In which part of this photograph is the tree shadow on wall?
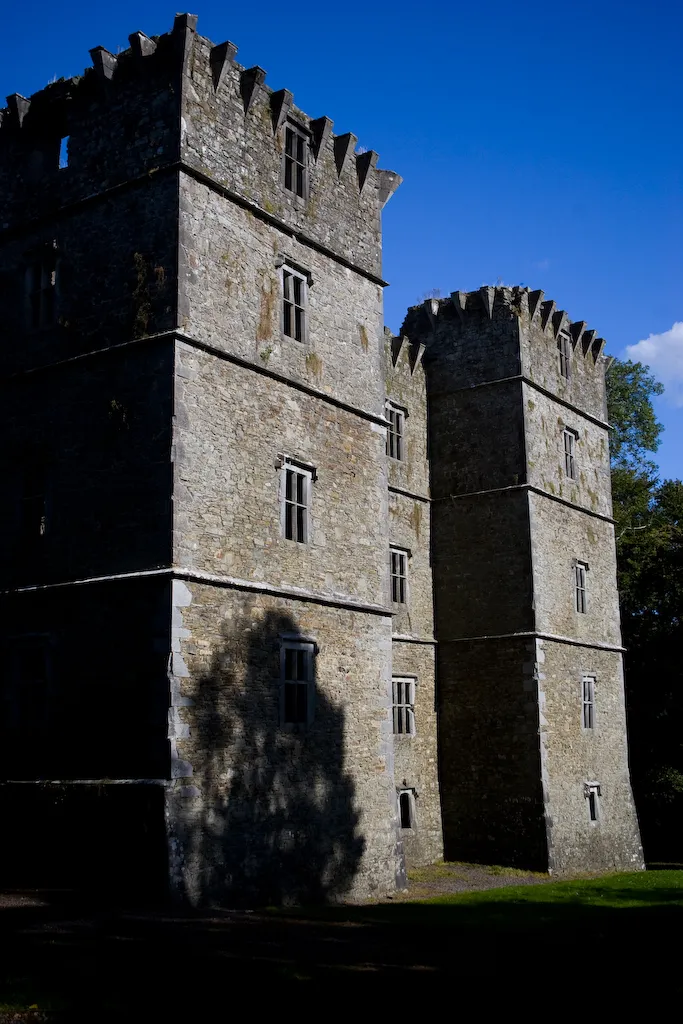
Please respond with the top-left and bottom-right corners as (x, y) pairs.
(177, 608), (366, 905)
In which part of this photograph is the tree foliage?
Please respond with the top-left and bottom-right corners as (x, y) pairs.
(606, 357), (683, 859)
(606, 358), (664, 472)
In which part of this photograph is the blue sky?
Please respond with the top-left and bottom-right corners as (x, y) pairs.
(2, 1), (681, 477)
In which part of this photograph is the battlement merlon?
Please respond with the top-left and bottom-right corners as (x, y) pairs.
(400, 286), (610, 422)
(0, 14), (401, 262)
(384, 328), (426, 376)
(402, 286), (607, 367)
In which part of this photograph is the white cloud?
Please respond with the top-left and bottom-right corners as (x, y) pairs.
(626, 322), (683, 406)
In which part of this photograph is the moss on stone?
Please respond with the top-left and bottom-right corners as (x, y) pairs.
(256, 277), (276, 342)
(305, 352), (323, 379)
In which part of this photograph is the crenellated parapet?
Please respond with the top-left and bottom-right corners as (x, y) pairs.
(0, 14), (400, 278)
(177, 19), (400, 278)
(401, 285), (611, 424)
(404, 286), (606, 368)
(386, 329), (425, 377)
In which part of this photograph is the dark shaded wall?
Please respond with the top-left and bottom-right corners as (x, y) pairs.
(0, 578), (170, 781)
(0, 578), (171, 893)
(404, 293), (544, 867)
(0, 340), (174, 586)
(438, 640), (547, 868)
(0, 29), (184, 895)
(167, 587), (396, 905)
(0, 34), (181, 227)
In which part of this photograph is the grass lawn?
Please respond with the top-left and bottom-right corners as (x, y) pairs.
(347, 867), (683, 926)
(1, 869), (682, 1013)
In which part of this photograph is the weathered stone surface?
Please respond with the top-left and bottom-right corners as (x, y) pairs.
(385, 330), (441, 867)
(167, 583), (398, 903)
(405, 286), (643, 874)
(538, 640), (643, 872)
(0, 20), (641, 898)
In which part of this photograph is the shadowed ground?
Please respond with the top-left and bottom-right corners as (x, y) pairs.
(1, 867), (682, 1016)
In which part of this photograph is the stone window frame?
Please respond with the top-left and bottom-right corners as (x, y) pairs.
(24, 240), (59, 333)
(278, 455), (316, 544)
(558, 331), (572, 380)
(279, 637), (316, 728)
(386, 402), (406, 462)
(390, 546), (410, 605)
(397, 788), (416, 830)
(563, 427), (578, 480)
(582, 674), (596, 731)
(282, 120), (310, 200)
(584, 781), (601, 823)
(392, 676), (416, 737)
(574, 559), (588, 614)
(280, 262), (310, 344)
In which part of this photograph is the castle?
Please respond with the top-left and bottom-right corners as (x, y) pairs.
(0, 15), (643, 902)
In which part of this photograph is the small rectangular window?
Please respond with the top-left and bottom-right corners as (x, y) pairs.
(575, 562), (587, 614)
(585, 782), (601, 822)
(59, 136), (69, 169)
(386, 403), (405, 461)
(582, 675), (595, 730)
(281, 460), (313, 543)
(392, 677), (416, 736)
(25, 254), (57, 331)
(283, 124), (308, 198)
(390, 548), (408, 604)
(558, 332), (571, 379)
(563, 428), (577, 480)
(280, 641), (315, 726)
(398, 789), (414, 829)
(282, 266), (307, 342)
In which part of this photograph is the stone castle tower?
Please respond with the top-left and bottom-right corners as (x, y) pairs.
(0, 15), (642, 901)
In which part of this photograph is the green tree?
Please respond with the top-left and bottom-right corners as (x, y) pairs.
(606, 358), (683, 860)
(606, 357), (664, 603)
(606, 358), (664, 472)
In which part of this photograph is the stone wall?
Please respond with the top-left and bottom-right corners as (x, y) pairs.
(524, 383), (612, 517)
(0, 176), (178, 374)
(173, 341), (389, 605)
(428, 379), (527, 497)
(538, 640), (643, 872)
(405, 286), (642, 874)
(167, 18), (407, 899)
(438, 638), (548, 868)
(0, 15), (645, 897)
(385, 333), (442, 866)
(518, 299), (608, 423)
(402, 291), (521, 390)
(0, 29), (182, 229)
(391, 641), (442, 865)
(529, 495), (621, 647)
(180, 29), (389, 281)
(0, 340), (173, 586)
(0, 577), (170, 782)
(178, 176), (385, 417)
(166, 580), (398, 903)
(431, 490), (535, 639)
